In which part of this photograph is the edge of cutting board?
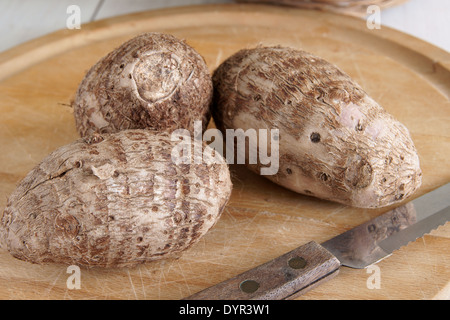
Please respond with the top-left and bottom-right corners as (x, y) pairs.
(0, 3), (450, 95)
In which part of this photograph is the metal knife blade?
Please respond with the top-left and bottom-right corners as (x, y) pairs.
(184, 183), (450, 300)
(322, 182), (450, 268)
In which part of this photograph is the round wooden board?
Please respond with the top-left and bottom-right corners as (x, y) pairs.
(0, 4), (449, 300)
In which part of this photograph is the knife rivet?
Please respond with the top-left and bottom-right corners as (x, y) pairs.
(288, 256), (307, 269)
(239, 280), (260, 294)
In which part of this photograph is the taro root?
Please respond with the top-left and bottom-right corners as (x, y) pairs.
(0, 130), (232, 267)
(212, 46), (421, 208)
(73, 32), (213, 137)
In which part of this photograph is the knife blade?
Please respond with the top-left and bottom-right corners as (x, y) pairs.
(184, 183), (450, 300)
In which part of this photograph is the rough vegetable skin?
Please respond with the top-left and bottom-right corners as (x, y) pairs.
(0, 130), (232, 267)
(73, 32), (213, 137)
(212, 46), (421, 208)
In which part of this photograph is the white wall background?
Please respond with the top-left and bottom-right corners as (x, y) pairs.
(0, 0), (449, 53)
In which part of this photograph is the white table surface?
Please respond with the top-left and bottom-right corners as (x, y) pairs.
(0, 0), (449, 54)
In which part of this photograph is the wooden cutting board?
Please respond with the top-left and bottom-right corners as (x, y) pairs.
(0, 4), (449, 300)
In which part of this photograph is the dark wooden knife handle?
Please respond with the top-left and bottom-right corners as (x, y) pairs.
(184, 241), (340, 300)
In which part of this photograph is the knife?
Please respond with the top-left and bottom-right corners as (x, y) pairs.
(184, 183), (450, 300)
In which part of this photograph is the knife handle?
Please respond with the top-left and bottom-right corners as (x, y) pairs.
(184, 241), (340, 300)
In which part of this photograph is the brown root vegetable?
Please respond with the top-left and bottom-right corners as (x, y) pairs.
(0, 130), (232, 267)
(73, 32), (213, 137)
(212, 46), (421, 208)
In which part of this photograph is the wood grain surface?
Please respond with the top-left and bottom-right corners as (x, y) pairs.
(0, 4), (449, 300)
